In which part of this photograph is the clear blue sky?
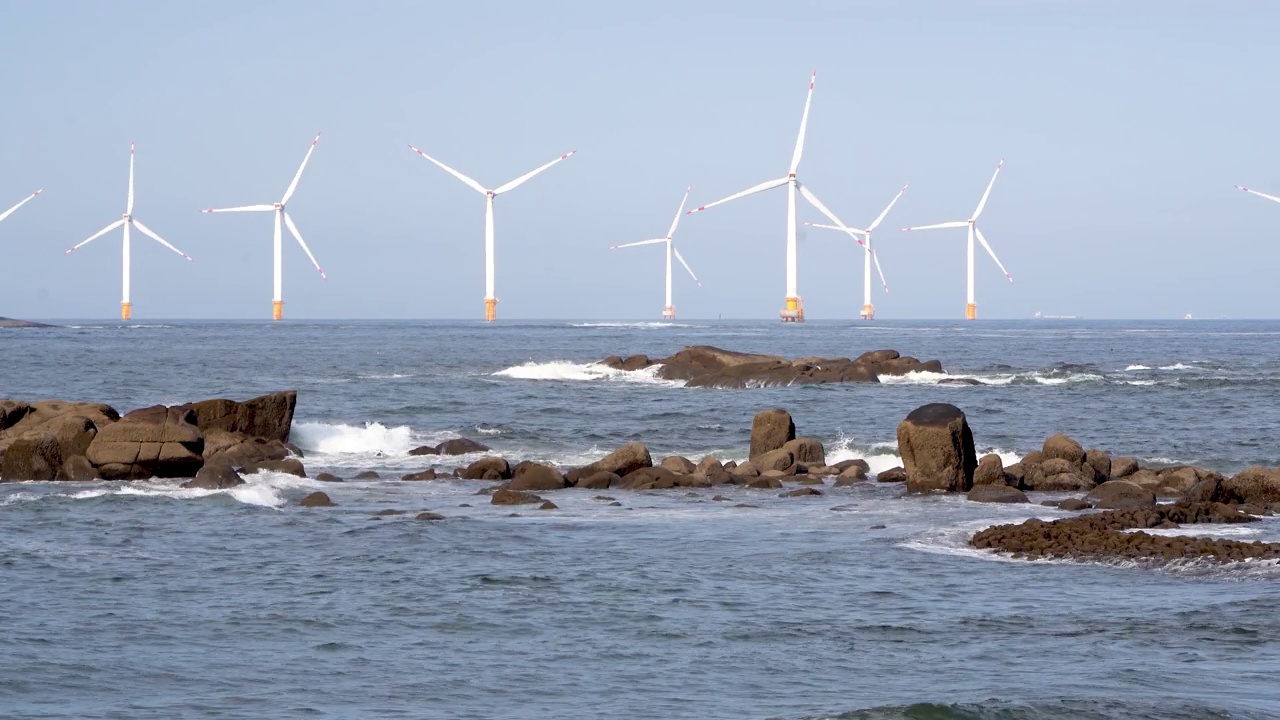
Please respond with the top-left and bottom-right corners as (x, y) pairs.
(0, 1), (1275, 320)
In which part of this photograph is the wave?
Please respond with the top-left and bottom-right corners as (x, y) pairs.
(492, 361), (682, 385)
(1124, 364), (1151, 371)
(290, 421), (415, 456)
(878, 370), (1104, 387)
(357, 373), (414, 380)
(570, 321), (701, 328)
(0, 472), (320, 509)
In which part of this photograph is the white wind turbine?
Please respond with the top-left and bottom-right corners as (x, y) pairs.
(805, 183), (909, 320)
(685, 71), (861, 323)
(408, 144), (576, 322)
(901, 159), (1014, 319)
(610, 185), (701, 319)
(202, 132), (327, 321)
(0, 188), (42, 226)
(1236, 184), (1280, 206)
(65, 143), (193, 321)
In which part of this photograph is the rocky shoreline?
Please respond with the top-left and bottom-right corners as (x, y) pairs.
(4, 391), (1280, 565)
(0, 317), (54, 328)
(599, 345), (944, 388)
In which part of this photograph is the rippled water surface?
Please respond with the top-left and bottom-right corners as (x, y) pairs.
(3, 319), (1280, 719)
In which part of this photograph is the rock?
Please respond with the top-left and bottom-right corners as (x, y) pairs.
(721, 460), (738, 471)
(855, 349), (900, 364)
(833, 459), (871, 475)
(373, 509), (404, 516)
(1110, 456), (1140, 479)
(1039, 458), (1078, 477)
(937, 378), (983, 386)
(876, 466), (907, 483)
(782, 487), (822, 497)
(806, 465), (839, 477)
(834, 476), (869, 487)
(504, 464), (567, 492)
(416, 512), (445, 521)
(1042, 433), (1086, 466)
(638, 345), (943, 388)
(181, 464), (245, 490)
(0, 432), (62, 481)
(574, 471), (619, 490)
(749, 409), (795, 459)
(619, 354), (651, 371)
(1058, 498), (1093, 511)
(315, 472), (344, 482)
(752, 448), (796, 474)
(619, 466), (678, 490)
(1004, 462), (1027, 488)
(712, 495), (730, 501)
(1157, 467), (1207, 495)
(1181, 476), (1224, 504)
(837, 465), (868, 482)
(1035, 472), (1094, 492)
(490, 488), (542, 505)
(896, 403), (976, 493)
(660, 455), (696, 474)
(695, 456), (723, 475)
(1086, 480), (1156, 509)
(746, 477), (782, 489)
(180, 391), (296, 443)
(1085, 449), (1112, 482)
(436, 438), (491, 455)
(58, 455), (100, 481)
(538, 500), (558, 510)
(972, 454), (1009, 486)
(1221, 467), (1280, 506)
(203, 430), (291, 467)
(566, 442), (652, 482)
(794, 475), (825, 485)
(1126, 468), (1161, 489)
(462, 457), (511, 481)
(729, 464), (760, 480)
(299, 491), (334, 507)
(86, 405), (204, 480)
(781, 438), (825, 467)
(242, 458), (307, 478)
(967, 485), (1029, 504)
(1020, 450), (1046, 467)
(401, 469), (438, 481)
(408, 445), (439, 456)
(353, 470), (381, 480)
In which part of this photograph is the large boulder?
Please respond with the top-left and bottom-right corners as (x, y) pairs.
(967, 485), (1029, 504)
(436, 438), (491, 456)
(566, 442), (652, 483)
(752, 448), (796, 475)
(462, 457), (511, 481)
(504, 464), (567, 492)
(896, 403), (976, 493)
(242, 458), (306, 478)
(972, 454), (1009, 486)
(1110, 456), (1139, 479)
(180, 391), (296, 443)
(1086, 480), (1156, 509)
(0, 432), (62, 481)
(203, 430), (292, 467)
(660, 455), (696, 474)
(782, 438), (825, 467)
(1220, 467), (1280, 506)
(749, 409), (795, 460)
(1042, 433), (1086, 466)
(86, 405), (204, 480)
(181, 464), (245, 490)
(491, 488), (542, 505)
(619, 466), (678, 490)
(1084, 449), (1112, 482)
(0, 400), (117, 479)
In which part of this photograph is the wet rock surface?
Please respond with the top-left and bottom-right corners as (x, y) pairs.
(600, 346), (944, 388)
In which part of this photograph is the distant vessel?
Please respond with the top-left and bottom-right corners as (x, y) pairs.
(1034, 312), (1079, 319)
(1184, 313), (1194, 320)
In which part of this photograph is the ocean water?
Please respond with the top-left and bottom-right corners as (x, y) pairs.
(2, 318), (1280, 719)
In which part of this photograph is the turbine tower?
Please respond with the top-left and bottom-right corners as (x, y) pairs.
(805, 183), (909, 320)
(685, 71), (860, 322)
(408, 144), (576, 322)
(610, 186), (701, 319)
(902, 159), (1013, 319)
(202, 133), (328, 321)
(65, 143), (193, 320)
(0, 188), (42, 226)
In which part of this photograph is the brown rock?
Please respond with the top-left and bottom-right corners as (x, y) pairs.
(462, 456), (511, 481)
(749, 409), (795, 459)
(0, 431), (62, 481)
(1020, 450), (1046, 466)
(315, 472), (344, 482)
(58, 455), (100, 481)
(876, 466), (907, 483)
(833, 458), (871, 475)
(1086, 480), (1156, 509)
(1110, 456), (1139, 478)
(694, 456), (723, 475)
(401, 469), (438, 481)
(1084, 449), (1112, 482)
(504, 464), (566, 492)
(180, 391), (296, 443)
(752, 447), (796, 474)
(1221, 467), (1280, 506)
(967, 485), (1029, 504)
(781, 437), (825, 467)
(896, 403), (976, 493)
(353, 470), (381, 480)
(538, 500), (559, 510)
(747, 477), (782, 489)
(972, 453), (1008, 486)
(299, 491), (334, 507)
(1042, 433), (1086, 466)
(373, 509), (404, 516)
(490, 488), (542, 505)
(837, 465), (868, 482)
(242, 458), (307, 478)
(574, 471), (619, 489)
(783, 487), (823, 497)
(1035, 472), (1094, 492)
(566, 442), (653, 483)
(203, 430), (291, 467)
(408, 445), (439, 456)
(1058, 498), (1092, 511)
(436, 438), (491, 456)
(415, 512), (445, 520)
(181, 464), (244, 490)
(619, 466), (678, 490)
(86, 405), (204, 480)
(660, 455), (696, 474)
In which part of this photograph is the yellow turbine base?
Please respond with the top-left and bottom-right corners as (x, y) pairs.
(662, 306), (675, 320)
(121, 302), (132, 321)
(965, 303), (977, 320)
(861, 303), (875, 320)
(781, 296), (804, 323)
(484, 298), (497, 322)
(273, 301), (284, 321)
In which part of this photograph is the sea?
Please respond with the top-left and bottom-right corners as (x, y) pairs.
(2, 318), (1279, 719)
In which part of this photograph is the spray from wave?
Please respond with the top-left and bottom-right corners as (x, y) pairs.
(492, 361), (683, 385)
(290, 421), (415, 456)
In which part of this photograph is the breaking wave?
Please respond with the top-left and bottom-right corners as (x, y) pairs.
(290, 421), (415, 457)
(878, 370), (1104, 386)
(492, 361), (682, 385)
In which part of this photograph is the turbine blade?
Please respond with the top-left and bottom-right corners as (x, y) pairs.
(673, 246), (702, 286)
(1236, 185), (1280, 205)
(665, 185), (692, 239)
(789, 71), (816, 176)
(132, 219), (194, 262)
(0, 188), (42, 224)
(65, 219), (125, 254)
(281, 132), (321, 204)
(202, 204), (276, 213)
(872, 247), (889, 294)
(408, 145), (488, 195)
(866, 183), (910, 232)
(127, 142), (136, 215)
(795, 181), (865, 248)
(972, 158), (1003, 220)
(902, 221), (968, 231)
(804, 221), (870, 234)
(283, 211), (327, 280)
(494, 150), (577, 195)
(974, 226), (1013, 283)
(687, 177), (788, 215)
(610, 238), (667, 249)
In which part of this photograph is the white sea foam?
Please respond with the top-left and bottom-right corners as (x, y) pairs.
(824, 434), (1021, 476)
(492, 361), (682, 385)
(878, 370), (1103, 387)
(1121, 380), (1158, 386)
(358, 373), (414, 380)
(570, 321), (701, 329)
(1159, 362), (1199, 371)
(1124, 364), (1151, 371)
(290, 421), (415, 456)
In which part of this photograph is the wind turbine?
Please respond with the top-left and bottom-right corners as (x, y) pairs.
(0, 188), (42, 226)
(408, 144), (576, 322)
(610, 185), (701, 320)
(202, 132), (327, 321)
(901, 160), (1013, 319)
(805, 183), (909, 320)
(685, 71), (861, 323)
(1236, 185), (1280, 206)
(65, 143), (193, 321)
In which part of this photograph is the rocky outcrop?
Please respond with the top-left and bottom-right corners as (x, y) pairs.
(749, 409), (795, 459)
(180, 391), (296, 443)
(86, 406), (205, 480)
(504, 463), (567, 492)
(896, 404), (976, 493)
(566, 442), (653, 483)
(181, 464), (245, 490)
(1085, 480), (1156, 510)
(600, 346), (944, 389)
(0, 317), (55, 328)
(0, 400), (120, 481)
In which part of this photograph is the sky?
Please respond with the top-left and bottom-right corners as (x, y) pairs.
(0, 0), (1276, 320)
